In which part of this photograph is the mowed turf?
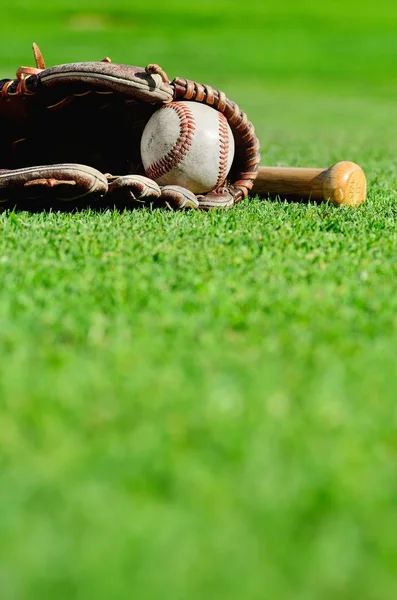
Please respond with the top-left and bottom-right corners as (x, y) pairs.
(0, 1), (397, 599)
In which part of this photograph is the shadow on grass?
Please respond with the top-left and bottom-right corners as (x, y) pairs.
(0, 196), (169, 214)
(0, 195), (323, 215)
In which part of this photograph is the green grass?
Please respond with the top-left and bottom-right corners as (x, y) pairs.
(1, 1), (397, 599)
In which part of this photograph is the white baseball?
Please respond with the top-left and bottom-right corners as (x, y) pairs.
(140, 101), (235, 194)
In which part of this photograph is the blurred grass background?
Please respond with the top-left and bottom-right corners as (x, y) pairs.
(2, 0), (397, 91)
(0, 1), (397, 599)
(2, 0), (397, 96)
(3, 0), (397, 173)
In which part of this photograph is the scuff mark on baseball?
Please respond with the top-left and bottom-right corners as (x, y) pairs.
(140, 101), (235, 194)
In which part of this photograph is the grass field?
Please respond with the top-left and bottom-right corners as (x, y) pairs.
(1, 1), (397, 599)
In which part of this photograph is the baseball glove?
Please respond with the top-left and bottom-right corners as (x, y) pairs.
(0, 44), (260, 210)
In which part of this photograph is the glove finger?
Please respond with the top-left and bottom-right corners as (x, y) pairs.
(108, 175), (161, 202)
(159, 185), (199, 210)
(197, 188), (235, 210)
(0, 164), (108, 203)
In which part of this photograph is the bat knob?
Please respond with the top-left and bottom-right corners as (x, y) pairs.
(322, 161), (367, 206)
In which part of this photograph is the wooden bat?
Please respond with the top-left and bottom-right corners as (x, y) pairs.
(252, 161), (367, 206)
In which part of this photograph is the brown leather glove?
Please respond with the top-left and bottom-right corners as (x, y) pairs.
(0, 44), (260, 209)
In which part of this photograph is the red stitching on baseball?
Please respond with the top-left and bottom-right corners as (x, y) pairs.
(216, 112), (230, 188)
(145, 102), (195, 181)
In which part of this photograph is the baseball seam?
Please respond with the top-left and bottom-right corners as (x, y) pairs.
(216, 112), (230, 188)
(145, 102), (195, 181)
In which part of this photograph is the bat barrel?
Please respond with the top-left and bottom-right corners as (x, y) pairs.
(252, 161), (367, 206)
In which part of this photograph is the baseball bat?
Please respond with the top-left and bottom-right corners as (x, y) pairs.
(252, 161), (367, 206)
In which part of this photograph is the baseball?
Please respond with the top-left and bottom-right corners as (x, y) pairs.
(140, 101), (235, 194)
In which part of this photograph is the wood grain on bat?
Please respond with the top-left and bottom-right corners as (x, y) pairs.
(252, 161), (367, 206)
